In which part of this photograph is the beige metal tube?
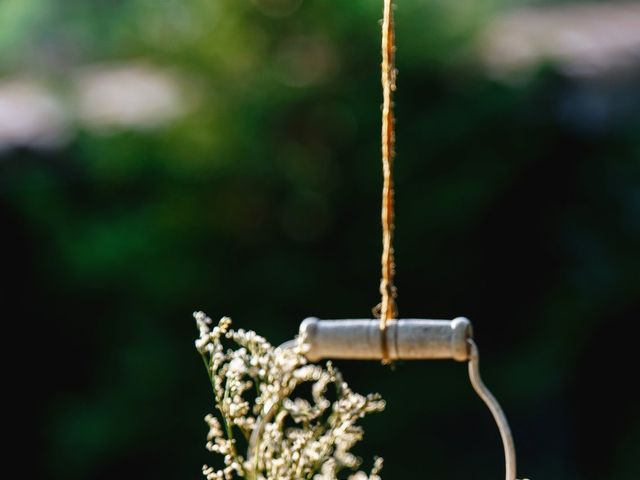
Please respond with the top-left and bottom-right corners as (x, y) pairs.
(296, 317), (521, 480)
(299, 317), (472, 362)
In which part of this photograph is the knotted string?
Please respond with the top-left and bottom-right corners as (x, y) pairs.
(374, 0), (398, 364)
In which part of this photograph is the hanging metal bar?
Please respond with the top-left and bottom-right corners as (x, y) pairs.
(296, 317), (521, 480)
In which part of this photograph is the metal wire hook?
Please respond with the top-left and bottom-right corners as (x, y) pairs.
(268, 319), (527, 480)
(467, 338), (518, 480)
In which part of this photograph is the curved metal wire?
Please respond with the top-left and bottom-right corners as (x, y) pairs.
(261, 337), (520, 480)
(467, 339), (517, 480)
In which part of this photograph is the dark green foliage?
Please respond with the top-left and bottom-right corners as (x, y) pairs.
(1, 1), (638, 479)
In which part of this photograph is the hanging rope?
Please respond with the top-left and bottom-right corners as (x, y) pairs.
(375, 0), (398, 363)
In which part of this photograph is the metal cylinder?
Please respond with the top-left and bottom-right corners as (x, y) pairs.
(299, 317), (472, 362)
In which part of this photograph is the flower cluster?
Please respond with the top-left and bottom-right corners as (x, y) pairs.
(194, 312), (385, 480)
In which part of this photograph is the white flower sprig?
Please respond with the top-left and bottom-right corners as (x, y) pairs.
(194, 312), (385, 480)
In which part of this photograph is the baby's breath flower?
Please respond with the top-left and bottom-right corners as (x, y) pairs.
(194, 313), (384, 480)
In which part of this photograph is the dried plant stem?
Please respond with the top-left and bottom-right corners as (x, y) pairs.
(194, 313), (385, 480)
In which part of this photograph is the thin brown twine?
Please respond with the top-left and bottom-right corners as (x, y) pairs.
(373, 0), (398, 364)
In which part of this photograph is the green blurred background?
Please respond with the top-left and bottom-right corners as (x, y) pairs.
(1, 0), (639, 479)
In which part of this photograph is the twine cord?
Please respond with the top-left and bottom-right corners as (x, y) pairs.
(376, 0), (398, 363)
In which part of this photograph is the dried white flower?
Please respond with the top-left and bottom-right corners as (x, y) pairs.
(194, 312), (384, 480)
